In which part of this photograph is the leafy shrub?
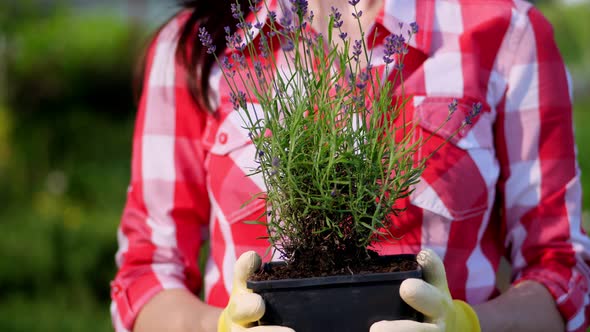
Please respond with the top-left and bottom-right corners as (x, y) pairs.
(5, 9), (141, 116)
(0, 7), (143, 331)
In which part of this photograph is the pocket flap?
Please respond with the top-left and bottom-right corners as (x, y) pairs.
(414, 96), (493, 149)
(409, 96), (494, 220)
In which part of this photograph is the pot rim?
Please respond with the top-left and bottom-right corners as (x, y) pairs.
(247, 254), (422, 291)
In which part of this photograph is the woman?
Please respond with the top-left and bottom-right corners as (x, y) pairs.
(110, 0), (590, 331)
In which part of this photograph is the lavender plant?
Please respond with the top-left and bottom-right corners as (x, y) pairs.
(201, 0), (479, 275)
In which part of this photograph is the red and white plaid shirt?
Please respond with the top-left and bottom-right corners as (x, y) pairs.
(110, 1), (590, 331)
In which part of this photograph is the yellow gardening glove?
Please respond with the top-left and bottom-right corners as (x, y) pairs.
(218, 251), (295, 332)
(371, 249), (481, 332)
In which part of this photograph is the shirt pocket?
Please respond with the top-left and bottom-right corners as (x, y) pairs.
(409, 96), (498, 221)
(205, 112), (267, 225)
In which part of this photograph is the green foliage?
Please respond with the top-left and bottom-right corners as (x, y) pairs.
(539, 2), (590, 66)
(539, 2), (590, 227)
(0, 5), (140, 331)
(0, 111), (132, 331)
(4, 7), (140, 116)
(573, 99), (590, 219)
(0, 289), (113, 332)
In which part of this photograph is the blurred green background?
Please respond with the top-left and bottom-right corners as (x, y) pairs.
(0, 0), (588, 331)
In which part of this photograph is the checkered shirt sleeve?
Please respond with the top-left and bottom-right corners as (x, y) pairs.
(496, 7), (590, 332)
(109, 16), (210, 331)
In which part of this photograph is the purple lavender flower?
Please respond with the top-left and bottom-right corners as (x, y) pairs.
(221, 56), (233, 71)
(280, 11), (293, 27)
(314, 33), (324, 45)
(383, 33), (406, 64)
(231, 53), (247, 69)
(259, 34), (270, 58)
(226, 32), (245, 51)
(356, 71), (369, 90)
(393, 34), (406, 52)
(254, 61), (264, 81)
(308, 10), (315, 23)
(272, 157), (280, 168)
(352, 10), (363, 19)
(401, 44), (408, 54)
(230, 91), (247, 110)
(343, 104), (351, 114)
(410, 22), (419, 34)
(282, 39), (295, 52)
(464, 102), (482, 124)
(236, 21), (253, 31)
(383, 56), (394, 64)
(231, 3), (242, 20)
(330, 185), (341, 197)
(383, 54), (394, 64)
(221, 57), (236, 78)
(473, 102), (482, 114)
(249, 5), (259, 13)
(331, 7), (343, 28)
(224, 27), (233, 49)
(199, 27), (216, 54)
(348, 0), (360, 6)
(339, 32), (348, 40)
(347, 72), (355, 87)
(352, 40), (362, 61)
(290, 0), (309, 16)
(269, 11), (277, 23)
(383, 35), (399, 64)
(447, 99), (458, 119)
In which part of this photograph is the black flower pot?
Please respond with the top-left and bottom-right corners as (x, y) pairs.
(247, 254), (423, 332)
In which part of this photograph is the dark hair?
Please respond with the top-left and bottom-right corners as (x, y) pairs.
(176, 0), (252, 112)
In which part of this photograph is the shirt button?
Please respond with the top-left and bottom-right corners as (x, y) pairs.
(112, 284), (122, 296)
(219, 132), (228, 144)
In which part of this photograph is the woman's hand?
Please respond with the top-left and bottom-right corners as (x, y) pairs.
(218, 251), (295, 332)
(370, 249), (480, 332)
(133, 288), (222, 332)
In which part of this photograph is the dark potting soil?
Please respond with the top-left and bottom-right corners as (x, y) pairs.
(250, 249), (418, 281)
